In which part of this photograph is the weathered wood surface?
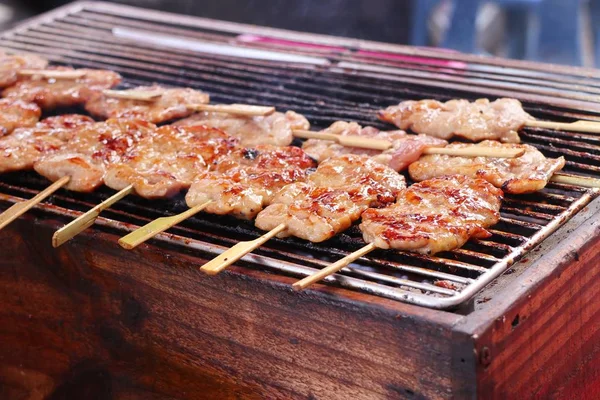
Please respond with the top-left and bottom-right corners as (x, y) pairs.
(0, 215), (469, 399)
(457, 210), (600, 399)
(3, 201), (600, 399)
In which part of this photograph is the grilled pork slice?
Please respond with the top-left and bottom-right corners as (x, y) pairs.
(255, 154), (406, 242)
(409, 140), (565, 194)
(3, 66), (121, 109)
(0, 114), (94, 173)
(85, 85), (210, 123)
(0, 98), (41, 136)
(34, 119), (154, 192)
(185, 145), (317, 219)
(302, 121), (447, 171)
(0, 52), (47, 88)
(104, 125), (237, 198)
(174, 110), (309, 146)
(378, 98), (534, 143)
(360, 175), (503, 255)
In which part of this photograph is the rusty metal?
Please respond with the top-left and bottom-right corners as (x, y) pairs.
(1, 1), (600, 309)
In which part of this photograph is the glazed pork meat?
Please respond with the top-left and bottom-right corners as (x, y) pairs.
(104, 125), (237, 198)
(409, 140), (565, 194)
(255, 154), (406, 242)
(301, 121), (447, 171)
(0, 114), (94, 173)
(3, 67), (121, 109)
(378, 98), (534, 143)
(0, 98), (41, 136)
(85, 85), (210, 123)
(0, 52), (47, 88)
(360, 175), (503, 255)
(185, 145), (317, 219)
(34, 119), (154, 192)
(174, 110), (309, 146)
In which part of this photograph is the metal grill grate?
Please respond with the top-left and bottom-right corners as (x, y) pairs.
(1, 1), (599, 309)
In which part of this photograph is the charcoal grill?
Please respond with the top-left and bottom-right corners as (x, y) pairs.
(1, 2), (600, 399)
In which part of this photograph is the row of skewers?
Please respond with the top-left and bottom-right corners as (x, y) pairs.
(1, 51), (600, 292)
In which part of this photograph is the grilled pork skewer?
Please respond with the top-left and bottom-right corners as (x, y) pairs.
(33, 118), (155, 192)
(52, 124), (238, 246)
(4, 66), (121, 109)
(295, 122), (526, 164)
(200, 154), (405, 275)
(92, 86), (275, 121)
(175, 110), (309, 146)
(293, 175), (503, 290)
(301, 121), (445, 171)
(85, 85), (210, 123)
(409, 140), (566, 194)
(1, 118), (152, 229)
(0, 98), (41, 136)
(379, 97), (600, 139)
(299, 122), (600, 188)
(104, 125), (237, 199)
(3, 118), (154, 233)
(0, 114), (95, 174)
(119, 145), (317, 249)
(378, 98), (534, 143)
(185, 145), (317, 219)
(0, 115), (97, 230)
(0, 52), (47, 88)
(55, 114), (311, 247)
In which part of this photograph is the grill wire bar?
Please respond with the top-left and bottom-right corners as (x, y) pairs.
(1, 1), (599, 309)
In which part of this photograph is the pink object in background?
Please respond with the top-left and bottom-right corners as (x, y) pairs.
(236, 34), (468, 70)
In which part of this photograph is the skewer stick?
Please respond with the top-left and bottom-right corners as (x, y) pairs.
(187, 103), (275, 117)
(293, 243), (377, 291)
(550, 173), (600, 188)
(293, 129), (392, 150)
(102, 89), (162, 101)
(422, 146), (525, 158)
(200, 223), (287, 275)
(526, 120), (600, 134)
(292, 130), (525, 157)
(18, 69), (86, 79)
(0, 176), (70, 230)
(118, 200), (213, 250)
(52, 185), (135, 248)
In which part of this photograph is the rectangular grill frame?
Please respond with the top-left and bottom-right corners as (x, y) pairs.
(0, 1), (600, 311)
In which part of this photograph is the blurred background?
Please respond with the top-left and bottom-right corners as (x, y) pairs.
(1, 0), (597, 67)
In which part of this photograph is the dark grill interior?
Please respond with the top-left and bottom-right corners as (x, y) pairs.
(1, 1), (599, 310)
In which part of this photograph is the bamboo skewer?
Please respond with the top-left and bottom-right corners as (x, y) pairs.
(186, 103), (276, 117)
(102, 89), (162, 101)
(293, 243), (377, 291)
(292, 130), (526, 158)
(118, 200), (213, 250)
(52, 185), (135, 248)
(526, 120), (600, 134)
(293, 130), (392, 151)
(421, 146), (525, 158)
(200, 223), (287, 275)
(0, 176), (70, 231)
(18, 69), (86, 79)
(550, 173), (600, 188)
